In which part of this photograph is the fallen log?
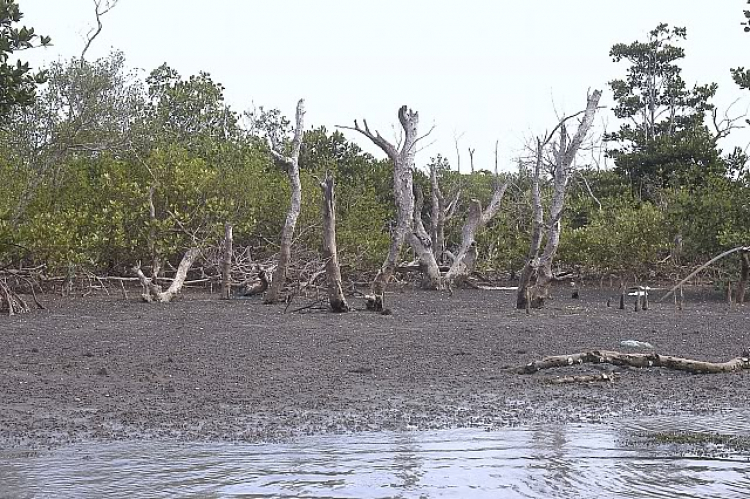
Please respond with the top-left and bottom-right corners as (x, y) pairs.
(517, 350), (750, 375)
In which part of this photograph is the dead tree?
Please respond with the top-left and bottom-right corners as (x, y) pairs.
(443, 146), (508, 288)
(319, 172), (350, 312)
(517, 90), (602, 309)
(220, 224), (233, 300)
(444, 183), (508, 288)
(134, 248), (200, 303)
(81, 0), (120, 62)
(340, 106), (440, 310)
(264, 99), (305, 304)
(429, 162), (460, 264)
(131, 178), (201, 303)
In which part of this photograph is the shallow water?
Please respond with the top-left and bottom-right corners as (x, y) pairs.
(2, 413), (750, 499)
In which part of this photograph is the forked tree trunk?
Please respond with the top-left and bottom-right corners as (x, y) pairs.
(319, 172), (350, 312)
(341, 105), (440, 310)
(517, 90), (602, 309)
(444, 181), (508, 287)
(264, 99), (306, 304)
(221, 223), (233, 300)
(134, 248), (200, 303)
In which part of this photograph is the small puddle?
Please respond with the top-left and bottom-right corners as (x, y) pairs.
(2, 414), (750, 498)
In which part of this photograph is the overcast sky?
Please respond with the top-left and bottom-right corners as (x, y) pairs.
(19, 1), (750, 171)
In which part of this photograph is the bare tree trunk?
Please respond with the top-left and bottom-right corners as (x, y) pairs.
(221, 223), (233, 300)
(736, 250), (749, 305)
(429, 163), (460, 265)
(410, 186), (443, 289)
(341, 105), (438, 309)
(264, 99), (306, 304)
(517, 90), (602, 309)
(319, 172), (350, 312)
(134, 248), (200, 303)
(429, 163), (445, 260)
(445, 182), (508, 287)
(516, 139), (545, 309)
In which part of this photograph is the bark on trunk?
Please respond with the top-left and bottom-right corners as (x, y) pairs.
(319, 172), (350, 313)
(134, 248), (200, 303)
(264, 99), (306, 304)
(221, 223), (233, 300)
(516, 90), (602, 309)
(517, 349), (750, 375)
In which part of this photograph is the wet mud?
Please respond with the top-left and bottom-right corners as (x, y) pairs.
(1, 286), (748, 448)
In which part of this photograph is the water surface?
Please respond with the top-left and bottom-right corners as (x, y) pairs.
(2, 413), (749, 498)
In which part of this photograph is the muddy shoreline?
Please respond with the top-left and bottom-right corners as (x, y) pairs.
(1, 287), (748, 449)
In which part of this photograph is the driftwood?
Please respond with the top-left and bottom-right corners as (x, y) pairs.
(517, 349), (750, 375)
(239, 268), (269, 297)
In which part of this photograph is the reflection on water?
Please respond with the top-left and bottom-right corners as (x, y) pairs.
(2, 413), (750, 499)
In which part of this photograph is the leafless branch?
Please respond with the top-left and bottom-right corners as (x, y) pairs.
(711, 99), (748, 143)
(81, 0), (120, 62)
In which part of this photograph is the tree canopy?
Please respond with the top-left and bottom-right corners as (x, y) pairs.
(0, 0), (50, 123)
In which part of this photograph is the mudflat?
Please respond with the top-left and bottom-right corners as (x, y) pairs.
(1, 287), (748, 448)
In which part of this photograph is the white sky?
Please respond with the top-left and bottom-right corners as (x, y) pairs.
(19, 0), (750, 171)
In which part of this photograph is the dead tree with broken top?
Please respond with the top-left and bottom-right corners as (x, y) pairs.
(443, 144), (508, 288)
(318, 171), (350, 312)
(516, 90), (602, 309)
(340, 106), (441, 309)
(264, 99), (305, 305)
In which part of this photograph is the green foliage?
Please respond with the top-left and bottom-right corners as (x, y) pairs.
(607, 24), (721, 192)
(145, 64), (239, 153)
(560, 197), (669, 276)
(0, 0), (50, 123)
(666, 177), (750, 261)
(0, 40), (747, 282)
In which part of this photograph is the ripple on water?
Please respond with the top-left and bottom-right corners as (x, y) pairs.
(1, 417), (750, 499)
